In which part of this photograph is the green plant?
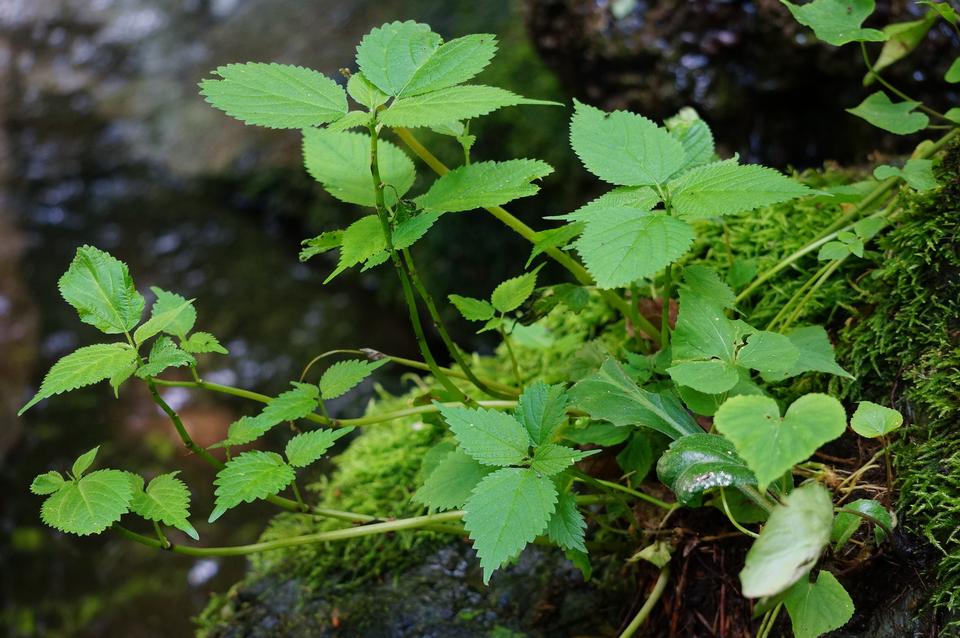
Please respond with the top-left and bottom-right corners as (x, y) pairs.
(21, 4), (959, 636)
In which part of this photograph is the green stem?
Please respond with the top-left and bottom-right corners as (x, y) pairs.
(153, 520), (170, 549)
(779, 258), (844, 332)
(765, 260), (833, 331)
(291, 481), (307, 512)
(719, 488), (759, 539)
(401, 248), (516, 399)
(660, 264), (672, 350)
(756, 602), (782, 638)
(618, 566), (670, 638)
(114, 511), (465, 557)
(499, 323), (523, 386)
(144, 377), (224, 468)
(834, 506), (895, 541)
(860, 42), (952, 123)
(573, 472), (673, 510)
(368, 122), (467, 403)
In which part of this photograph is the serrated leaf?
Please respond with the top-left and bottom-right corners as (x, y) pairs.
(526, 223), (583, 267)
(515, 381), (568, 445)
(783, 571), (855, 638)
(209, 451), (295, 522)
(491, 269), (539, 313)
(31, 471), (66, 495)
(285, 427), (354, 467)
(135, 336), (196, 379)
(569, 100), (684, 187)
(530, 444), (594, 476)
(680, 265), (735, 309)
(449, 294), (495, 322)
(760, 325), (852, 382)
(346, 72), (388, 110)
(40, 469), (133, 536)
(415, 159), (553, 214)
(355, 21), (442, 96)
(737, 330), (800, 374)
(552, 186), (661, 223)
(846, 91), (929, 135)
(920, 0), (958, 24)
(325, 216), (388, 283)
(379, 85), (558, 128)
(403, 33), (499, 96)
(319, 358), (388, 400)
(437, 404), (531, 467)
(260, 382), (321, 425)
(215, 415), (270, 448)
(740, 482), (833, 597)
(58, 245), (144, 335)
(300, 230), (344, 262)
(573, 209), (695, 289)
(302, 129), (415, 207)
(850, 400), (903, 438)
(327, 110), (373, 132)
(665, 107), (715, 173)
(873, 159), (936, 191)
(131, 472), (198, 540)
(464, 467), (557, 583)
(669, 159), (813, 220)
(832, 498), (894, 550)
(181, 331), (229, 355)
(781, 0), (887, 46)
(569, 358), (701, 440)
(200, 63), (346, 128)
(656, 433), (757, 506)
(19, 343), (138, 415)
(546, 490), (587, 552)
(714, 394), (846, 490)
(413, 448), (493, 511)
(667, 359), (740, 394)
(141, 287), (197, 340)
(71, 446), (100, 478)
(393, 211), (444, 250)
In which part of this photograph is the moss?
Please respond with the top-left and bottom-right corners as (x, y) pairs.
(838, 141), (960, 628)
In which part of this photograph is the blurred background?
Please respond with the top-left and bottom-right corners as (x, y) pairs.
(0, 0), (954, 635)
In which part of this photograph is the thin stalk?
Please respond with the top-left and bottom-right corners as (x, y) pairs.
(573, 472), (673, 511)
(765, 260), (833, 331)
(153, 521), (170, 549)
(290, 481), (307, 512)
(719, 488), (759, 539)
(114, 511), (465, 557)
(618, 566), (670, 638)
(401, 248), (516, 399)
(779, 258), (844, 332)
(145, 378), (223, 468)
(834, 507), (895, 541)
(368, 122), (467, 403)
(860, 42), (952, 122)
(499, 323), (522, 386)
(756, 603), (782, 638)
(660, 264), (672, 350)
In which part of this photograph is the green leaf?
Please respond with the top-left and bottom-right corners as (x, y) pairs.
(873, 159), (936, 191)
(783, 571), (855, 638)
(302, 129), (415, 207)
(737, 330), (800, 374)
(671, 292), (739, 363)
(867, 16), (937, 81)
(209, 451), (295, 522)
(437, 404), (531, 467)
(740, 482), (834, 597)
(260, 382), (321, 425)
(818, 241), (851, 261)
(714, 394), (846, 490)
(946, 107), (960, 124)
(569, 100), (684, 187)
(135, 336), (196, 379)
(947, 57), (960, 82)
(667, 359), (739, 394)
(832, 498), (894, 550)
(319, 358), (389, 400)
(58, 245), (145, 335)
(464, 467), (557, 583)
(327, 110), (373, 132)
(402, 33), (499, 96)
(850, 400), (903, 438)
(130, 472), (199, 540)
(515, 381), (568, 445)
(200, 63), (347, 129)
(285, 427), (354, 468)
(300, 230), (343, 262)
(760, 325), (852, 382)
(393, 211), (444, 250)
(491, 269), (540, 313)
(414, 159), (553, 214)
(573, 209), (695, 289)
(181, 332), (229, 355)
(546, 490), (587, 552)
(526, 223), (584, 268)
(617, 432), (657, 484)
(215, 415), (269, 448)
(846, 91), (929, 135)
(379, 85), (557, 128)
(919, 0), (958, 24)
(656, 433), (757, 506)
(414, 448), (493, 511)
(781, 0), (887, 46)
(346, 72), (388, 110)
(31, 471), (66, 495)
(665, 107), (716, 173)
(449, 294), (496, 322)
(530, 444), (595, 476)
(71, 446), (100, 478)
(355, 21), (442, 96)
(40, 469), (134, 536)
(553, 186), (661, 222)
(325, 215), (388, 283)
(19, 343), (138, 415)
(563, 422), (631, 446)
(680, 265), (735, 309)
(668, 159), (813, 220)
(569, 358), (701, 440)
(142, 287), (196, 341)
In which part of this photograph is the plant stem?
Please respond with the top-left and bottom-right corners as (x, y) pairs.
(660, 264), (672, 350)
(860, 42), (952, 123)
(719, 488), (760, 539)
(765, 260), (833, 331)
(291, 481), (307, 511)
(401, 248), (516, 399)
(114, 511), (465, 557)
(618, 566), (670, 638)
(756, 602), (782, 638)
(499, 323), (523, 386)
(779, 257), (844, 332)
(153, 520), (170, 548)
(368, 122), (468, 403)
(834, 506), (895, 541)
(144, 377), (224, 468)
(573, 472), (674, 510)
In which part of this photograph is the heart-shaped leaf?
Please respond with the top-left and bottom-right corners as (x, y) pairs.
(656, 433), (757, 505)
(714, 394), (846, 489)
